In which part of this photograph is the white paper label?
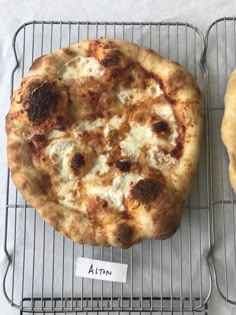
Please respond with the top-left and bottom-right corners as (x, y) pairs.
(76, 257), (128, 283)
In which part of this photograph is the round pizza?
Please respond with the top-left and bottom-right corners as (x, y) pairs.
(222, 68), (236, 192)
(6, 39), (202, 248)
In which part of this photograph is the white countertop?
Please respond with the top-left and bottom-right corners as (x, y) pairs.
(1, 1), (236, 314)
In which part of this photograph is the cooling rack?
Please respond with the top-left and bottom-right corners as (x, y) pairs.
(4, 21), (211, 314)
(205, 17), (236, 305)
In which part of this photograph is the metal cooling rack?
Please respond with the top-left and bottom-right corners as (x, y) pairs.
(4, 21), (211, 314)
(205, 17), (236, 305)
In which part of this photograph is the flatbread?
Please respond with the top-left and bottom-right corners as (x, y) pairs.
(222, 68), (236, 192)
(6, 39), (202, 248)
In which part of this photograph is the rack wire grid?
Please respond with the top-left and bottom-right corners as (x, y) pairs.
(205, 17), (236, 305)
(4, 21), (211, 314)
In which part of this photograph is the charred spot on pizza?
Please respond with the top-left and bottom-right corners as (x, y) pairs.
(153, 121), (169, 133)
(131, 179), (162, 204)
(117, 223), (133, 246)
(71, 153), (85, 170)
(56, 115), (64, 124)
(100, 50), (120, 67)
(101, 199), (108, 208)
(116, 160), (131, 172)
(24, 81), (59, 122)
(31, 134), (46, 142)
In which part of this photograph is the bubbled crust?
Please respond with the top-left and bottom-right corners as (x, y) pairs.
(6, 39), (202, 248)
(222, 68), (236, 192)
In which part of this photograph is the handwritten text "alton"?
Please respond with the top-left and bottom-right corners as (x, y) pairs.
(88, 264), (112, 276)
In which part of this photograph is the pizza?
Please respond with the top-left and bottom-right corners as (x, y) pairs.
(222, 68), (236, 192)
(6, 39), (202, 248)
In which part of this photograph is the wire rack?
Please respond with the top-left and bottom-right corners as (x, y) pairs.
(205, 17), (236, 305)
(4, 21), (211, 314)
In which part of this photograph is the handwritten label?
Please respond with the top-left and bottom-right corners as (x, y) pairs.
(76, 257), (128, 283)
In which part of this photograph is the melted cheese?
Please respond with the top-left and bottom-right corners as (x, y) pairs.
(56, 180), (82, 210)
(47, 130), (68, 139)
(45, 139), (74, 176)
(74, 115), (124, 140)
(74, 119), (104, 136)
(120, 123), (166, 161)
(117, 81), (163, 104)
(120, 107), (178, 168)
(58, 56), (106, 80)
(83, 154), (109, 181)
(104, 115), (123, 137)
(87, 173), (142, 211)
(149, 150), (177, 168)
(44, 138), (85, 210)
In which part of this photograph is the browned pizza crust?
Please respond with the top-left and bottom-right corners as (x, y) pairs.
(222, 68), (236, 192)
(6, 39), (202, 248)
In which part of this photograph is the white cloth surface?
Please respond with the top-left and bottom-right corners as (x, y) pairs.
(1, 0), (236, 314)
